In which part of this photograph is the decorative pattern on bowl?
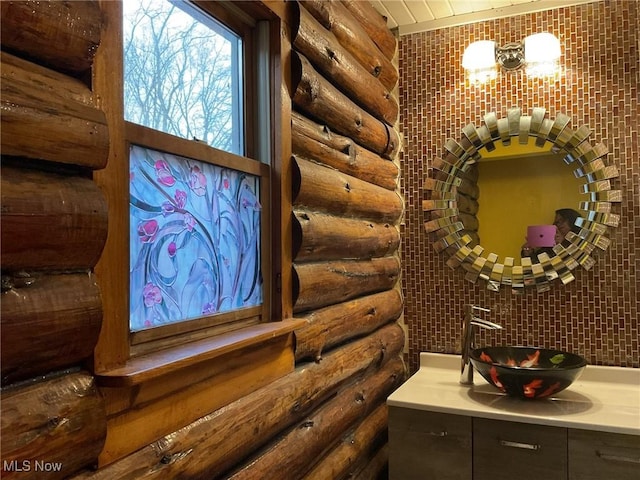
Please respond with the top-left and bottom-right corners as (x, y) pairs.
(470, 346), (587, 399)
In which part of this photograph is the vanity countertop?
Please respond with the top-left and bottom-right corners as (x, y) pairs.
(388, 353), (640, 436)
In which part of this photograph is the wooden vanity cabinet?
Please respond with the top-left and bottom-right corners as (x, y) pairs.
(388, 407), (472, 480)
(389, 408), (639, 479)
(474, 418), (567, 480)
(568, 429), (640, 480)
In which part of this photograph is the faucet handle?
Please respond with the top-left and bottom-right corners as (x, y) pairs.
(470, 317), (503, 330)
(469, 304), (491, 313)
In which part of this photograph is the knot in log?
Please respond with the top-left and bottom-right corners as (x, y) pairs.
(159, 449), (193, 465)
(47, 416), (69, 431)
(325, 47), (336, 60)
(1, 271), (37, 291)
(378, 341), (387, 365)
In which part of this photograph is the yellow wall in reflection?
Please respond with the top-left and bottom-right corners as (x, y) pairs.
(476, 152), (585, 260)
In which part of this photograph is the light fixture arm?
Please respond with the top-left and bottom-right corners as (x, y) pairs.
(496, 42), (525, 70)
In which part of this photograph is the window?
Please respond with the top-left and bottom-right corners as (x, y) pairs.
(91, 0), (297, 424)
(128, 145), (262, 334)
(122, 0), (272, 352)
(123, 0), (244, 154)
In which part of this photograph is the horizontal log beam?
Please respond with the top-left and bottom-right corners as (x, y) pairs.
(1, 52), (96, 106)
(69, 323), (405, 479)
(1, 52), (109, 169)
(459, 180), (480, 200)
(458, 212), (479, 231)
(293, 157), (403, 224)
(341, 0), (397, 61)
(295, 289), (403, 362)
(227, 356), (404, 479)
(305, 403), (388, 480)
(293, 210), (400, 262)
(292, 111), (398, 190)
(293, 5), (398, 125)
(0, 1), (102, 75)
(292, 53), (400, 159)
(352, 443), (389, 480)
(1, 165), (108, 271)
(457, 193), (479, 215)
(1, 272), (102, 384)
(293, 257), (400, 313)
(98, 334), (296, 467)
(1, 371), (106, 480)
(300, 0), (398, 91)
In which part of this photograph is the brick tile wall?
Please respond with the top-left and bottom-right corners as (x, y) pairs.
(398, 1), (639, 372)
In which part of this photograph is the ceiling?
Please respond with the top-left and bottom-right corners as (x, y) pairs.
(371, 0), (599, 35)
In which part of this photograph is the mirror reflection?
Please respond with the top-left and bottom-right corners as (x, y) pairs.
(476, 140), (584, 260)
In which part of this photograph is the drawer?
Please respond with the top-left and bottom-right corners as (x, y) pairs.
(389, 407), (472, 480)
(473, 418), (567, 480)
(569, 429), (640, 480)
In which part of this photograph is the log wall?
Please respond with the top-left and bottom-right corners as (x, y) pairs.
(288, 1), (405, 478)
(1, 1), (404, 479)
(0, 1), (108, 478)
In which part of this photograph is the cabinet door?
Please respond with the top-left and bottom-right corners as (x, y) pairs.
(388, 407), (472, 480)
(568, 429), (640, 480)
(473, 418), (567, 480)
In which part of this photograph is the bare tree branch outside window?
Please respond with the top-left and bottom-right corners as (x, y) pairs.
(123, 0), (243, 154)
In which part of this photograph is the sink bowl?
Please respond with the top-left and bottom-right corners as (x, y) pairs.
(470, 346), (587, 399)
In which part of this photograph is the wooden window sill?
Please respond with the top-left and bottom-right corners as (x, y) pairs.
(95, 319), (305, 387)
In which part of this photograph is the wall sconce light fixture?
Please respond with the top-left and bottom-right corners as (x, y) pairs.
(462, 33), (560, 83)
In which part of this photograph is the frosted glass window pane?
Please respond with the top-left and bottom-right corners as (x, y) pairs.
(129, 145), (262, 332)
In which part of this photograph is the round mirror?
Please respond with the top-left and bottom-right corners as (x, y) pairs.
(423, 107), (621, 293)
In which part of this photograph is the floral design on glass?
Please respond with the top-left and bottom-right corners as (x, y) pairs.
(129, 145), (262, 331)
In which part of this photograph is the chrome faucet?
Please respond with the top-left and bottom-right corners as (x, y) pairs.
(460, 304), (503, 385)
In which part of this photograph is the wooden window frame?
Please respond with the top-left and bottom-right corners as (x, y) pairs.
(92, 0), (296, 387)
